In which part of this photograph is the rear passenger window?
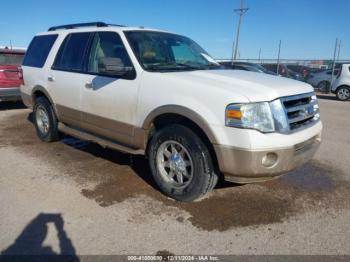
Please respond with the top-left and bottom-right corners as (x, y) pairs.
(23, 35), (58, 68)
(52, 33), (91, 72)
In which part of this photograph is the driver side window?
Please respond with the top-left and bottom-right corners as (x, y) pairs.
(88, 32), (133, 74)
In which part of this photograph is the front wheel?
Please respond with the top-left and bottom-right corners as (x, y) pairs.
(148, 124), (218, 202)
(336, 86), (350, 101)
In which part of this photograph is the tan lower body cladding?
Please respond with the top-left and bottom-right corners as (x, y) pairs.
(55, 105), (147, 152)
(214, 134), (321, 183)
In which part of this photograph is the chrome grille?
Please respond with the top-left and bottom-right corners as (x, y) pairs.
(280, 92), (320, 133)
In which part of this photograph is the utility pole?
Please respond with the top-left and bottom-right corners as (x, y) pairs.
(330, 38), (338, 93)
(336, 39), (342, 61)
(233, 0), (249, 61)
(258, 48), (261, 63)
(231, 41), (235, 66)
(276, 40), (282, 75)
(10, 40), (13, 49)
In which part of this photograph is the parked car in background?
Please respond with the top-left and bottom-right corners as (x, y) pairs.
(262, 64), (303, 81)
(0, 48), (25, 102)
(331, 64), (350, 101)
(287, 65), (312, 80)
(220, 62), (277, 75)
(21, 22), (322, 201)
(307, 69), (339, 92)
(309, 67), (327, 74)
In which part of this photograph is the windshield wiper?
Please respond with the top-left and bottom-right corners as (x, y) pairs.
(145, 62), (205, 71)
(171, 63), (205, 70)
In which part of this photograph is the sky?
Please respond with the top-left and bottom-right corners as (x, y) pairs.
(0, 0), (349, 60)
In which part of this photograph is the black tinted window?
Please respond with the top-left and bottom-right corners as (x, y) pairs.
(53, 33), (91, 71)
(23, 35), (58, 68)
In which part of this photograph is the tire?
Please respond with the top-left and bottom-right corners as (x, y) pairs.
(33, 97), (60, 142)
(317, 81), (330, 93)
(336, 86), (350, 101)
(148, 124), (218, 202)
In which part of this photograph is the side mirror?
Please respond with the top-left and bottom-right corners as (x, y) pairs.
(98, 57), (134, 77)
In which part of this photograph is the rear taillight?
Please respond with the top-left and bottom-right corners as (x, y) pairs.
(0, 66), (22, 88)
(18, 66), (24, 85)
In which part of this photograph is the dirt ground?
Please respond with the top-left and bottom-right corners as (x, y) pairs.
(0, 94), (349, 256)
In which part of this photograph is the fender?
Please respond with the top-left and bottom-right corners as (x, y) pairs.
(31, 85), (59, 116)
(142, 104), (219, 144)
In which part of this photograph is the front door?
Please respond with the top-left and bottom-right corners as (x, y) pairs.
(80, 31), (140, 147)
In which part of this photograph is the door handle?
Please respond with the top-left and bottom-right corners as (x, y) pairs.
(48, 75), (55, 82)
(85, 81), (94, 89)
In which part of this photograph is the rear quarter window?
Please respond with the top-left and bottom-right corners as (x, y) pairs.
(22, 34), (58, 68)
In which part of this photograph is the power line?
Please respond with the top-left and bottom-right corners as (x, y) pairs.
(232, 0), (249, 61)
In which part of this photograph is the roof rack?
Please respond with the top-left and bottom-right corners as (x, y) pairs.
(48, 22), (126, 31)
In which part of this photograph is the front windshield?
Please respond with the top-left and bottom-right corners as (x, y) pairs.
(125, 31), (221, 72)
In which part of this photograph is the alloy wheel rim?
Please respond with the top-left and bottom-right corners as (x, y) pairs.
(338, 88), (350, 100)
(36, 105), (50, 135)
(156, 140), (194, 189)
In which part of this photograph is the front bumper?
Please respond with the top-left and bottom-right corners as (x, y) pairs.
(0, 87), (21, 102)
(214, 134), (321, 183)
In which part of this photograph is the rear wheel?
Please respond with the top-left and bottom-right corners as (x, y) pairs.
(148, 124), (218, 202)
(317, 81), (330, 93)
(33, 97), (60, 142)
(336, 86), (350, 101)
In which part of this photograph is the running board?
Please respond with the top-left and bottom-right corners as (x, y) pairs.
(58, 123), (145, 155)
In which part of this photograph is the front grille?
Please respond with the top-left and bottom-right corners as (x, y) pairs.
(280, 92), (320, 133)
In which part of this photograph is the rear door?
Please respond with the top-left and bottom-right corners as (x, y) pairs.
(48, 32), (92, 128)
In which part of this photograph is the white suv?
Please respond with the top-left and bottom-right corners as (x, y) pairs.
(21, 22), (322, 201)
(331, 64), (350, 101)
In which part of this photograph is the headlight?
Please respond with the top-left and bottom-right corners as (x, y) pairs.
(225, 102), (275, 132)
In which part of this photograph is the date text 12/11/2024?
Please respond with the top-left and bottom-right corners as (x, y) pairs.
(127, 255), (220, 261)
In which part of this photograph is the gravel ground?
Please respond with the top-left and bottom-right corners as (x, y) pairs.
(0, 94), (349, 256)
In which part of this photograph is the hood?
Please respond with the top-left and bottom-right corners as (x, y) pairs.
(169, 69), (314, 102)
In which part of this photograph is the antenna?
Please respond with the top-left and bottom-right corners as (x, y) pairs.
(232, 0), (249, 61)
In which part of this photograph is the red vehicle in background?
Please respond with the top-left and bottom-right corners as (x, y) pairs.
(0, 48), (25, 102)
